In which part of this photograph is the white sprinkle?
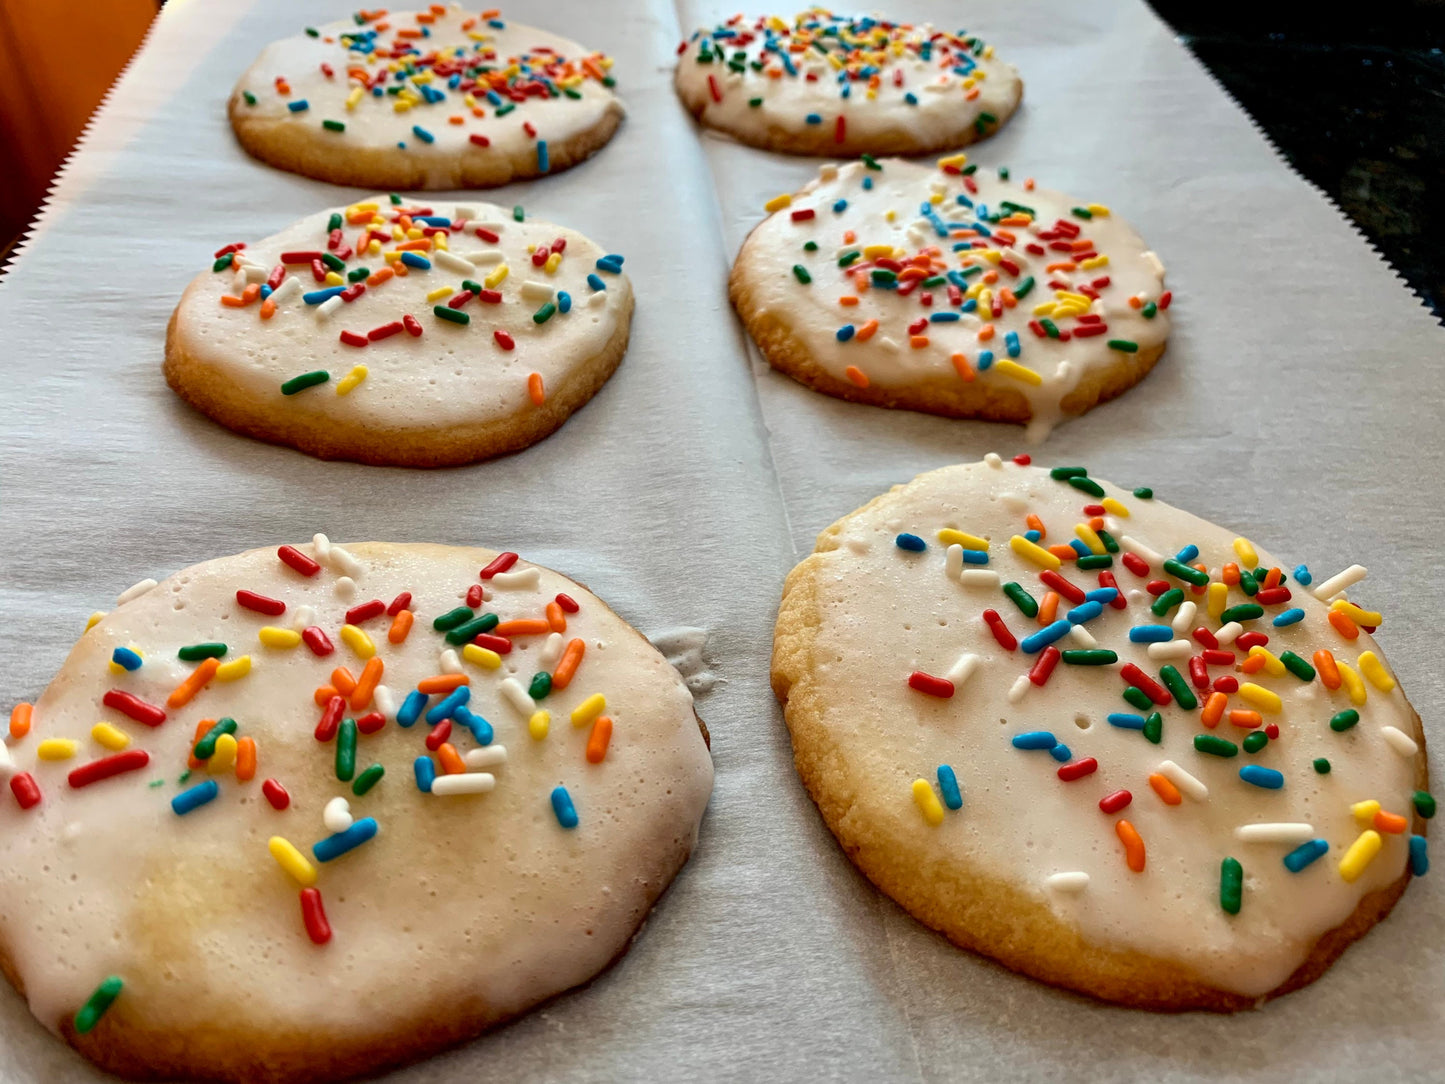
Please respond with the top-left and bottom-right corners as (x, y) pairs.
(960, 570), (1000, 588)
(467, 249), (506, 266)
(373, 685), (397, 722)
(1000, 493), (1029, 513)
(329, 546), (362, 578)
(1381, 726), (1420, 757)
(1045, 871), (1089, 893)
(540, 632), (565, 668)
(1171, 600), (1197, 635)
(1143, 250), (1166, 276)
(1215, 621), (1244, 646)
(438, 648), (464, 675)
(1120, 535), (1164, 566)
(499, 678), (535, 716)
(819, 163), (839, 181)
(333, 576), (356, 600)
(290, 604), (316, 632)
(520, 280), (556, 302)
(945, 544), (963, 579)
(1007, 674), (1031, 703)
(316, 294), (344, 321)
(1235, 823), (1315, 844)
(489, 567), (541, 589)
(434, 249), (475, 275)
(0, 741), (14, 781)
(312, 533), (331, 562)
(454, 204), (477, 221)
(464, 745), (507, 770)
(240, 263), (267, 284)
(983, 452), (1003, 469)
(878, 336), (900, 352)
(1314, 565), (1368, 601)
(270, 276), (300, 304)
(323, 797), (353, 834)
(116, 578), (157, 606)
(1147, 639), (1193, 660)
(586, 290), (607, 308)
(1158, 760), (1208, 802)
(1068, 625), (1097, 648)
(431, 773), (496, 796)
(944, 652), (979, 687)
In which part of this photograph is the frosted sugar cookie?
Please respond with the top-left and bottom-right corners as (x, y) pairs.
(229, 8), (622, 189)
(772, 458), (1429, 1009)
(675, 12), (1020, 156)
(731, 157), (1171, 440)
(164, 197), (631, 466)
(0, 541), (712, 1081)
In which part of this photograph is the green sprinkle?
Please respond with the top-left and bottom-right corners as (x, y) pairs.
(1414, 790), (1436, 819)
(1040, 318), (1061, 339)
(1195, 734), (1238, 758)
(445, 613), (499, 645)
(1095, 529), (1120, 554)
(1238, 573), (1259, 597)
(1013, 275), (1035, 299)
(1163, 559), (1209, 586)
(177, 770), (192, 784)
(433, 305), (470, 325)
(1002, 582), (1038, 618)
(323, 119), (345, 132)
(193, 717), (237, 761)
(1159, 665), (1197, 709)
(1142, 300), (1158, 319)
(1071, 206), (1093, 220)
(1108, 339), (1139, 353)
(870, 269), (896, 285)
(326, 212), (343, 232)
(1062, 649), (1117, 666)
(563, 87), (582, 100)
(462, 280), (483, 294)
(1050, 466), (1088, 480)
(148, 779), (164, 788)
(528, 672), (553, 700)
(861, 153), (882, 170)
(352, 763), (385, 796)
(1220, 603), (1264, 624)
(1280, 651), (1316, 682)
(178, 643), (227, 661)
(1142, 712), (1163, 744)
(281, 370), (329, 395)
(1330, 709), (1360, 732)
(305, 26), (319, 37)
(792, 265), (812, 284)
(1243, 731), (1269, 754)
(803, 241), (818, 252)
(212, 253), (234, 272)
(1254, 566), (1269, 582)
(839, 251), (861, 267)
(1067, 475), (1105, 498)
(321, 252), (346, 272)
(1076, 554), (1113, 570)
(1313, 758), (1331, 774)
(432, 606), (474, 632)
(748, 96), (763, 107)
(533, 301), (558, 324)
(1122, 686), (1152, 711)
(1151, 587), (1185, 616)
(336, 718), (357, 782)
(512, 205), (525, 221)
(242, 91), (257, 106)
(922, 275), (946, 288)
(1133, 487), (1153, 499)
(347, 267), (370, 283)
(998, 167), (1010, 180)
(74, 976), (123, 1035)
(961, 163), (978, 175)
(1220, 857), (1243, 915)
(496, 102), (516, 116)
(389, 193), (402, 205)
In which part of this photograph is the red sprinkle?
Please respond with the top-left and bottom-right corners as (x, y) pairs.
(477, 289), (503, 304)
(281, 250), (323, 264)
(555, 593), (579, 613)
(315, 696), (345, 742)
(345, 599), (386, 625)
(262, 778), (290, 810)
(1145, 580), (1170, 597)
(1188, 656), (1209, 689)
(469, 133), (491, 148)
(368, 320), (404, 342)
(10, 772), (41, 810)
(302, 627), (335, 657)
(834, 114), (846, 143)
(1098, 789), (1132, 814)
(236, 589), (285, 616)
(494, 329), (515, 350)
(277, 545), (321, 577)
(475, 227), (499, 243)
(472, 633), (512, 654)
(1121, 551), (1150, 577)
(465, 584), (484, 608)
(214, 242), (245, 258)
(790, 208), (816, 222)
(1040, 570), (1086, 605)
(102, 690), (166, 727)
(982, 609), (1018, 651)
(425, 720), (454, 749)
(386, 592), (412, 616)
(1203, 649), (1235, 666)
(1236, 631), (1269, 650)
(1057, 757), (1099, 782)
(402, 314), (423, 337)
(300, 888), (332, 945)
(356, 711), (386, 735)
(1213, 675), (1240, 694)
(1255, 587), (1292, 606)
(908, 671), (954, 698)
(1120, 664), (1171, 706)
(1028, 646), (1061, 687)
(707, 73), (722, 102)
(1098, 570), (1127, 609)
(480, 552), (519, 579)
(1193, 627), (1220, 650)
(68, 750), (150, 789)
(1265, 723), (1280, 740)
(1013, 454), (1031, 466)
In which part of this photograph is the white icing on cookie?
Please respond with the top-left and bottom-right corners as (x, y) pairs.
(0, 543), (712, 1063)
(736, 159), (1171, 437)
(676, 13), (1020, 151)
(786, 461), (1424, 998)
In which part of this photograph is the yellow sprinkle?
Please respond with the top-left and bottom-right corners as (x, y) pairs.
(1079, 255), (1110, 270)
(1351, 799), (1381, 826)
(324, 271), (345, 287)
(884, 209), (896, 222)
(85, 611), (107, 631)
(405, 227), (424, 241)
(339, 625), (375, 659)
(411, 71), (433, 85)
(1232, 538), (1258, 568)
(484, 263), (509, 289)
(571, 693), (606, 727)
(347, 202), (379, 213)
(1010, 534), (1061, 571)
(335, 365), (368, 396)
(544, 251), (562, 274)
(937, 153), (968, 170)
(992, 359), (1042, 386)
(1237, 683), (1282, 713)
(763, 193), (792, 213)
(1246, 647), (1286, 677)
(346, 86), (364, 110)
(1332, 600), (1383, 627)
(392, 99), (413, 113)
(108, 646), (143, 674)
(1207, 582), (1228, 620)
(911, 779), (945, 826)
(978, 249), (1002, 265)
(367, 239), (381, 256)
(528, 710), (550, 740)
(928, 192), (944, 205)
(1055, 290), (1091, 307)
(1338, 829), (1382, 883)
(862, 244), (894, 259)
(216, 655), (252, 682)
(1101, 497), (1130, 518)
(1337, 661), (1367, 706)
(1074, 524), (1106, 555)
(91, 723), (130, 751)
(258, 626), (302, 649)
(268, 837), (317, 887)
(208, 733), (238, 775)
(426, 285), (453, 302)
(463, 92), (477, 107)
(1087, 203), (1111, 217)
(1032, 301), (1057, 317)
(1357, 651), (1395, 692)
(938, 529), (989, 550)
(462, 644), (502, 670)
(37, 739), (78, 761)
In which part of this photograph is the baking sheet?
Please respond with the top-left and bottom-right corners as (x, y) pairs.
(1, 1), (1442, 1081)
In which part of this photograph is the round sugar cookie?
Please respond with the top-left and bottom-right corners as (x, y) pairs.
(675, 12), (1021, 156)
(772, 458), (1430, 1010)
(731, 158), (1171, 440)
(0, 540), (712, 1082)
(164, 198), (632, 467)
(229, 9), (622, 189)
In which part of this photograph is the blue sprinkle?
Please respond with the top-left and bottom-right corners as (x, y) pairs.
(171, 779), (219, 816)
(411, 124), (435, 143)
(1005, 330), (1021, 357)
(930, 312), (961, 323)
(805, 113), (822, 124)
(862, 176), (873, 190)
(596, 255), (624, 274)
(111, 647), (143, 671)
(937, 765), (962, 810)
(303, 286), (346, 305)
(488, 17), (505, 28)
(452, 705), (494, 744)
(903, 91), (918, 105)
(1175, 544), (1200, 563)
(1067, 600), (1103, 624)
(1272, 608), (1306, 627)
(960, 298), (978, 313)
(836, 324), (855, 342)
(1068, 539), (1091, 558)
(1048, 743), (1072, 763)
(400, 251), (431, 270)
(1024, 529), (1042, 543)
(587, 273), (606, 291)
(259, 284), (273, 300)
(414, 215), (452, 227)
(397, 689), (428, 728)
(1239, 765), (1284, 790)
(287, 99), (310, 113)
(955, 193), (974, 208)
(413, 756), (436, 793)
(976, 349), (993, 370)
(961, 549), (989, 565)
(426, 685), (470, 725)
(1283, 838), (1329, 873)
(1410, 834), (1429, 877)
(833, 198), (848, 213)
(313, 817), (379, 862)
(537, 140), (549, 173)
(1293, 564), (1313, 586)
(486, 90), (502, 105)
(1108, 713), (1147, 730)
(557, 290), (571, 314)
(1085, 587), (1118, 604)
(1012, 731), (1057, 751)
(895, 532), (926, 552)
(551, 786), (579, 829)
(1020, 620), (1070, 654)
(1129, 625), (1174, 643)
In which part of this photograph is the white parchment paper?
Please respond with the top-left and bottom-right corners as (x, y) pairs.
(1, 2), (1442, 1081)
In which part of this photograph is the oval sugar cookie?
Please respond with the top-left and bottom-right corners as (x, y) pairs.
(731, 158), (1171, 439)
(229, 9), (622, 189)
(0, 540), (712, 1082)
(772, 458), (1429, 1010)
(675, 12), (1021, 156)
(164, 198), (632, 466)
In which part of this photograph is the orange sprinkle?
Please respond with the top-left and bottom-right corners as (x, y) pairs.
(1201, 691), (1227, 728)
(1229, 710), (1263, 729)
(330, 666), (357, 696)
(8, 703), (32, 739)
(977, 323), (995, 341)
(314, 685), (338, 707)
(1190, 562), (1209, 595)
(448, 114), (464, 125)
(471, 106), (486, 118)
(167, 657), (220, 709)
(582, 57), (605, 82)
(551, 638), (586, 690)
(1314, 649), (1342, 690)
(950, 353), (975, 382)
(1148, 773), (1182, 806)
(981, 270), (998, 285)
(1070, 239), (1094, 252)
(527, 372), (545, 405)
(259, 298), (276, 320)
(546, 601), (567, 633)
(492, 619), (551, 637)
(1374, 810), (1409, 834)
(999, 289), (1017, 309)
(1128, 296), (1144, 309)
(838, 295), (859, 306)
(1025, 514), (1046, 538)
(1038, 591), (1060, 626)
(1263, 567), (1283, 589)
(1222, 562), (1241, 586)
(843, 230), (856, 244)
(220, 294), (246, 308)
(1047, 544), (1077, 561)
(1328, 610), (1360, 640)
(388, 609), (413, 644)
(1024, 178), (1035, 191)
(366, 268), (395, 287)
(1116, 819), (1146, 872)
(1240, 653), (1268, 675)
(1045, 261), (1076, 273)
(585, 716), (613, 764)
(395, 239), (432, 252)
(909, 335), (930, 349)
(241, 283), (260, 305)
(436, 742), (466, 774)
(844, 365), (870, 387)
(417, 673), (469, 695)
(187, 719), (212, 771)
(235, 736), (257, 782)
(964, 87), (979, 101)
(1088, 516), (1105, 532)
(350, 656), (384, 711)
(855, 319), (878, 342)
